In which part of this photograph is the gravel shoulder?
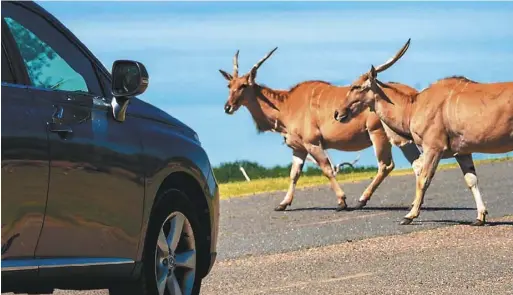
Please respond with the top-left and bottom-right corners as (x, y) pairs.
(203, 215), (513, 295)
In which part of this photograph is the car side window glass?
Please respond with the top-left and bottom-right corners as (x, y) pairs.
(4, 17), (89, 93)
(1, 45), (15, 84)
(2, 4), (101, 95)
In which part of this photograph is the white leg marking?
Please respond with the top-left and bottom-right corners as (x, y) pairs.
(292, 155), (305, 166)
(280, 155), (305, 206)
(281, 183), (296, 205)
(464, 173), (487, 220)
(412, 155), (424, 177)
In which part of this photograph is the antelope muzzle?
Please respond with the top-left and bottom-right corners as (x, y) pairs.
(224, 104), (235, 114)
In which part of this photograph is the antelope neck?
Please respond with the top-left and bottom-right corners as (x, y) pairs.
(375, 84), (414, 140)
(244, 85), (287, 134)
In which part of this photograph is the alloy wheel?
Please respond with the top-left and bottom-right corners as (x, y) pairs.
(154, 212), (196, 295)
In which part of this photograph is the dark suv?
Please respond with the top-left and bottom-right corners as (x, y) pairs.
(1, 1), (219, 294)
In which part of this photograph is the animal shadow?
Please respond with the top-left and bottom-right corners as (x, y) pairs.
(421, 219), (513, 226)
(286, 206), (474, 212)
(286, 206), (337, 212)
(361, 206), (474, 212)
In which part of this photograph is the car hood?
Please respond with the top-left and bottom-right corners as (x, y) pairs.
(129, 98), (195, 134)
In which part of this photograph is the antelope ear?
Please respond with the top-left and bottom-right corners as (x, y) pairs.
(219, 69), (233, 81)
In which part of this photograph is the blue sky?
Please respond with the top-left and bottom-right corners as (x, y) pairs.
(38, 1), (513, 168)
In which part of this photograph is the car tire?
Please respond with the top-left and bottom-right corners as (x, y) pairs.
(109, 189), (203, 295)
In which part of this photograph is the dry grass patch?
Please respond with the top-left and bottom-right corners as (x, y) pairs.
(219, 157), (512, 199)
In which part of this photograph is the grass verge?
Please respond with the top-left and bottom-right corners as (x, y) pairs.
(219, 157), (512, 200)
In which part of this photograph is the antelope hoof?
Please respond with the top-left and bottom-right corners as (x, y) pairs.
(471, 215), (486, 226)
(354, 200), (368, 210)
(471, 210), (488, 226)
(400, 218), (413, 225)
(470, 219), (485, 226)
(336, 203), (349, 212)
(274, 204), (289, 211)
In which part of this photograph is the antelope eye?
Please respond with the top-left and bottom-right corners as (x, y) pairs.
(240, 84), (247, 89)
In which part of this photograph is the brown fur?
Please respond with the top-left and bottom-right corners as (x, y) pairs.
(336, 39), (513, 224)
(220, 48), (421, 210)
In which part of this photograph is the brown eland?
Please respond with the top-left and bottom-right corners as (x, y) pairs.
(335, 38), (513, 225)
(219, 47), (421, 211)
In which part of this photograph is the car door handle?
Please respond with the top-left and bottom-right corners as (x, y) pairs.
(49, 122), (73, 133)
(49, 105), (73, 134)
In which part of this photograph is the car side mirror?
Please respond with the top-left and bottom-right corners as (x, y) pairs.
(110, 60), (149, 122)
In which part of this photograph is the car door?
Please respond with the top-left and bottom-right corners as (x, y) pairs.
(2, 2), (145, 267)
(1, 18), (49, 272)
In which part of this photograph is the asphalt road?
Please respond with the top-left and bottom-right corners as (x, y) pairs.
(215, 160), (513, 260)
(8, 160), (513, 294)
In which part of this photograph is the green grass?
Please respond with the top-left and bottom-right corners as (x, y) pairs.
(219, 156), (512, 200)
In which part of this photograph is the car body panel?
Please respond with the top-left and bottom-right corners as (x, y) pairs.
(205, 169), (220, 273)
(1, 83), (49, 261)
(33, 87), (146, 260)
(135, 113), (217, 260)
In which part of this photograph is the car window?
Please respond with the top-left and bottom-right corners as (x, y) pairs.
(1, 45), (15, 84)
(2, 4), (101, 95)
(4, 17), (89, 93)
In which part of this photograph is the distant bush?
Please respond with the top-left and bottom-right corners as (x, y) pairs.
(213, 160), (378, 184)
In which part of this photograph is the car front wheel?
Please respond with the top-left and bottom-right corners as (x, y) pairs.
(110, 189), (202, 295)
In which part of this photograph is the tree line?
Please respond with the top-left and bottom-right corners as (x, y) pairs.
(213, 160), (377, 184)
